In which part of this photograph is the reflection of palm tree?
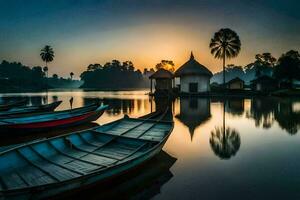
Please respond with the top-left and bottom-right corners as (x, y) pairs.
(210, 100), (241, 159)
(209, 28), (241, 86)
(210, 126), (241, 159)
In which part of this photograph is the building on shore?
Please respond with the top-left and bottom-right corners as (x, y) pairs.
(251, 76), (278, 91)
(225, 77), (245, 90)
(175, 52), (213, 94)
(149, 68), (174, 95)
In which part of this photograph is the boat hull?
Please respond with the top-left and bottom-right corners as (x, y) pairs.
(0, 137), (168, 200)
(0, 110), (173, 200)
(0, 109), (105, 135)
(0, 101), (62, 118)
(0, 99), (27, 112)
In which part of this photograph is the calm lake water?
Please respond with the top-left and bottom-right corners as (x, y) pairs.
(1, 90), (300, 200)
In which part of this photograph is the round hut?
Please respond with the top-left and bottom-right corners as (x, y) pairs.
(175, 52), (213, 93)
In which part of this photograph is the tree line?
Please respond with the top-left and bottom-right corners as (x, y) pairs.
(0, 60), (79, 91)
(80, 60), (149, 89)
(211, 50), (300, 86)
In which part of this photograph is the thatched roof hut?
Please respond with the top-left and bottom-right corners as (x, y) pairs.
(174, 52), (213, 93)
(175, 52), (213, 77)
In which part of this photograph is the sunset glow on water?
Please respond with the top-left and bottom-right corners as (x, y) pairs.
(2, 91), (300, 199)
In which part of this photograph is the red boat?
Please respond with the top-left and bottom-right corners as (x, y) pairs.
(0, 104), (108, 135)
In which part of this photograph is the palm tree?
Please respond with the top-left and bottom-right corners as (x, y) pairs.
(40, 45), (54, 102)
(210, 100), (241, 159)
(209, 28), (241, 86)
(40, 45), (54, 70)
(43, 66), (48, 78)
(70, 72), (74, 80)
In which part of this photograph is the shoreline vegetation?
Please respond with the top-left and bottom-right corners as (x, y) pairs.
(1, 56), (300, 97)
(0, 40), (299, 96)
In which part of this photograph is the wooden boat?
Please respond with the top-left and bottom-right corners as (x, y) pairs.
(0, 110), (173, 199)
(71, 151), (176, 199)
(0, 99), (27, 112)
(0, 104), (108, 134)
(0, 101), (62, 118)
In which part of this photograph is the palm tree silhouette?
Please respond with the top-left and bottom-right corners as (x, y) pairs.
(40, 45), (54, 71)
(40, 45), (54, 102)
(209, 28), (241, 86)
(70, 72), (74, 80)
(43, 66), (48, 81)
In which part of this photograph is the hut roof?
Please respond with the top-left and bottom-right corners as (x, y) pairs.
(227, 77), (245, 84)
(149, 68), (174, 79)
(175, 52), (213, 77)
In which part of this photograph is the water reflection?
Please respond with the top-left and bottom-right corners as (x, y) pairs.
(176, 98), (211, 140)
(247, 98), (277, 129)
(63, 151), (177, 200)
(275, 100), (300, 135)
(246, 98), (300, 135)
(210, 100), (241, 159)
(225, 98), (245, 116)
(210, 126), (241, 159)
(2, 91), (300, 198)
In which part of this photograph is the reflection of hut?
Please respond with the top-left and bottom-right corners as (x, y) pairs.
(176, 98), (211, 140)
(149, 69), (174, 95)
(175, 52), (213, 94)
(251, 76), (278, 91)
(225, 77), (244, 90)
(226, 98), (244, 115)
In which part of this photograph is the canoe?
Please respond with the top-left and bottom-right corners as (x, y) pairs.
(0, 101), (62, 118)
(0, 104), (108, 134)
(72, 151), (176, 199)
(0, 99), (27, 112)
(0, 110), (173, 199)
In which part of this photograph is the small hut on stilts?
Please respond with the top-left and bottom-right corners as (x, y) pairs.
(149, 68), (174, 97)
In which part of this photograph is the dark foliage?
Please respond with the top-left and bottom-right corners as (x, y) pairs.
(155, 60), (175, 72)
(273, 50), (300, 84)
(254, 53), (276, 77)
(80, 60), (149, 89)
(0, 60), (47, 91)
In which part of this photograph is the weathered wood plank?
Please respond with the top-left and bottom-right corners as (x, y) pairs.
(48, 141), (107, 167)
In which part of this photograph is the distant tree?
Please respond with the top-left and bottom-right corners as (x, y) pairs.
(123, 61), (134, 71)
(209, 28), (241, 85)
(40, 45), (54, 97)
(143, 68), (148, 75)
(52, 74), (58, 79)
(70, 72), (74, 80)
(155, 60), (175, 72)
(40, 45), (54, 70)
(87, 63), (102, 71)
(273, 50), (300, 85)
(226, 64), (243, 71)
(80, 60), (148, 89)
(254, 53), (276, 77)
